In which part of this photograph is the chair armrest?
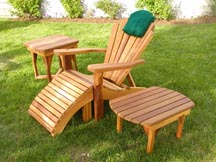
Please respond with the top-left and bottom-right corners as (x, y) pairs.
(88, 59), (145, 73)
(54, 48), (107, 56)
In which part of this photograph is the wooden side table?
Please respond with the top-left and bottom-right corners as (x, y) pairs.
(24, 35), (79, 82)
(110, 86), (195, 154)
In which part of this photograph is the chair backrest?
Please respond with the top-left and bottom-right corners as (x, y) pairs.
(103, 19), (155, 85)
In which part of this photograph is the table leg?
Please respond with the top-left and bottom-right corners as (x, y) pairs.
(176, 115), (186, 139)
(43, 55), (53, 82)
(31, 52), (39, 78)
(117, 115), (123, 133)
(146, 129), (156, 154)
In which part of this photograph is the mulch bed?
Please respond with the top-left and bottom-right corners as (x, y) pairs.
(9, 16), (216, 25)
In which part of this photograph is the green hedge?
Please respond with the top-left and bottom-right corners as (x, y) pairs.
(95, 0), (122, 19)
(136, 0), (172, 20)
(61, 0), (84, 18)
(9, 0), (42, 18)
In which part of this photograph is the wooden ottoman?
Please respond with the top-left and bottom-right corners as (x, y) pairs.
(109, 86), (195, 154)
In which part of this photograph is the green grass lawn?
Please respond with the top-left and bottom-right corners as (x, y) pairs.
(0, 19), (216, 162)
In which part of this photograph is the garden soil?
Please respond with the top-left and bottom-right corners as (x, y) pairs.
(10, 16), (216, 25)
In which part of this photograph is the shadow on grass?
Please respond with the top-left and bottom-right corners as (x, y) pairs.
(55, 23), (216, 161)
(0, 19), (38, 32)
(1, 22), (216, 162)
(0, 48), (25, 73)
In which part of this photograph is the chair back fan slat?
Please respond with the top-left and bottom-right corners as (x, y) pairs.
(103, 19), (155, 85)
(104, 23), (119, 63)
(115, 30), (154, 84)
(104, 33), (130, 79)
(104, 19), (127, 63)
(108, 36), (139, 81)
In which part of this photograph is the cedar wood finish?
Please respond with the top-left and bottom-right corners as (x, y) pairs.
(24, 35), (79, 82)
(28, 19), (155, 136)
(110, 86), (195, 153)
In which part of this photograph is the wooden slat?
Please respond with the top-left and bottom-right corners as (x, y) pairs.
(110, 86), (159, 104)
(57, 73), (88, 94)
(26, 36), (78, 53)
(119, 36), (138, 62)
(38, 91), (69, 112)
(103, 78), (123, 90)
(42, 84), (75, 105)
(109, 86), (195, 142)
(108, 36), (136, 82)
(142, 101), (194, 125)
(107, 22), (125, 63)
(124, 95), (188, 120)
(31, 100), (59, 123)
(34, 94), (67, 115)
(131, 31), (154, 61)
(26, 36), (77, 48)
(115, 92), (182, 116)
(28, 108), (54, 133)
(103, 22), (154, 85)
(34, 95), (64, 113)
(113, 37), (143, 84)
(117, 25), (154, 85)
(44, 86), (71, 109)
(63, 71), (92, 87)
(119, 37), (142, 63)
(132, 99), (192, 124)
(104, 19), (128, 63)
(104, 34), (129, 80)
(35, 38), (77, 52)
(29, 104), (55, 128)
(27, 36), (69, 48)
(52, 78), (81, 98)
(48, 82), (76, 105)
(32, 99), (62, 118)
(113, 34), (130, 63)
(111, 87), (168, 108)
(25, 35), (63, 46)
(104, 23), (119, 63)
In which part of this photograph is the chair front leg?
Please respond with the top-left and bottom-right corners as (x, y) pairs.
(93, 72), (104, 121)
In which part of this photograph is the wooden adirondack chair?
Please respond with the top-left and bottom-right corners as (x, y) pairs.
(28, 19), (155, 136)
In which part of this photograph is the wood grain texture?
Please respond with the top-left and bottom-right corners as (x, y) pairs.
(110, 86), (195, 153)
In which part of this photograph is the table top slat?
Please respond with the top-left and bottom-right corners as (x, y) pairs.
(109, 86), (195, 126)
(123, 94), (187, 120)
(131, 98), (192, 124)
(113, 90), (179, 112)
(110, 87), (168, 108)
(141, 101), (194, 125)
(24, 35), (79, 53)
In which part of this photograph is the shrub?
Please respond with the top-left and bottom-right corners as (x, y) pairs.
(136, 0), (172, 20)
(61, 0), (84, 18)
(8, 0), (42, 18)
(95, 0), (122, 19)
(209, 0), (216, 15)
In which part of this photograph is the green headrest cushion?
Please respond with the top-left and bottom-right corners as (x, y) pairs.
(123, 10), (155, 37)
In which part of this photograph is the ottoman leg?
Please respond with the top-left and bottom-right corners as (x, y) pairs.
(82, 102), (92, 122)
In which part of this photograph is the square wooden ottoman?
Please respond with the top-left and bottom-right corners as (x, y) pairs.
(109, 86), (195, 154)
